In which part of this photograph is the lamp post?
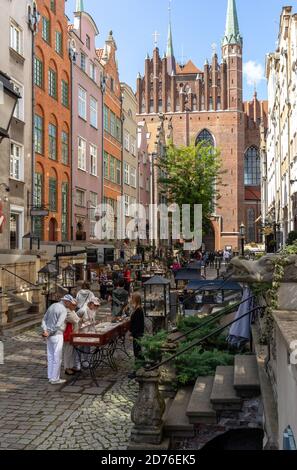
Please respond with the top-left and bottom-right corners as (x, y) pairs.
(62, 265), (76, 294)
(239, 222), (246, 257)
(38, 262), (58, 308)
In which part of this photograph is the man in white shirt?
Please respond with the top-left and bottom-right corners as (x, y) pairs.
(41, 294), (77, 385)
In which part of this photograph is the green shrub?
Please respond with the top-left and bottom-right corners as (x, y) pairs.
(175, 347), (234, 385)
(137, 330), (169, 365)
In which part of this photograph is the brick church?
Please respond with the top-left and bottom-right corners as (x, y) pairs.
(136, 0), (267, 251)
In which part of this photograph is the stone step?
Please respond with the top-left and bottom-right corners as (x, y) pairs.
(6, 312), (38, 327)
(164, 386), (195, 438)
(186, 376), (217, 424)
(210, 366), (242, 411)
(1, 316), (42, 337)
(234, 354), (261, 398)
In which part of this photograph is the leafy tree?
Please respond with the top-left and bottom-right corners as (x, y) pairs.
(158, 140), (224, 231)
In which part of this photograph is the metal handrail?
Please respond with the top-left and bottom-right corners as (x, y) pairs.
(171, 294), (256, 343)
(1, 267), (37, 288)
(147, 305), (265, 371)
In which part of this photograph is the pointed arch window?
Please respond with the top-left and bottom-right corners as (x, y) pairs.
(247, 208), (255, 242)
(244, 146), (260, 186)
(195, 129), (214, 147)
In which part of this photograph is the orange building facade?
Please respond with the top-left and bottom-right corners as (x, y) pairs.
(98, 32), (122, 235)
(33, 0), (71, 242)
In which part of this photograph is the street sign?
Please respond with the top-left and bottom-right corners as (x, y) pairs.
(30, 208), (49, 217)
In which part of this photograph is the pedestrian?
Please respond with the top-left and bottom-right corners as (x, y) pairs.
(41, 294), (77, 385)
(110, 278), (129, 318)
(63, 303), (81, 376)
(171, 258), (181, 277)
(76, 281), (94, 317)
(123, 265), (132, 294)
(223, 249), (231, 265)
(81, 296), (101, 325)
(99, 268), (108, 300)
(128, 292), (145, 379)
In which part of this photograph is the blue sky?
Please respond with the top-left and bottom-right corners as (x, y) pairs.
(66, 0), (290, 101)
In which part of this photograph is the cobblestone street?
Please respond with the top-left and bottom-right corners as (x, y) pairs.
(0, 329), (138, 450)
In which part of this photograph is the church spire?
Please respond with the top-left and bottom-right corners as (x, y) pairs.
(75, 0), (84, 12)
(222, 0), (242, 46)
(166, 0), (176, 75)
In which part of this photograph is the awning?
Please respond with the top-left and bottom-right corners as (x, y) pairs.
(175, 269), (202, 281)
(186, 280), (242, 291)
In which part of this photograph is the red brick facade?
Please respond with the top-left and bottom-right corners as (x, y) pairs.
(34, 0), (71, 242)
(136, 44), (267, 251)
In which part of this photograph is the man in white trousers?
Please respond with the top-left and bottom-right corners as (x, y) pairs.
(41, 294), (77, 385)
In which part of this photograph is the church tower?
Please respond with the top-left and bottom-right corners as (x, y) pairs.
(222, 0), (243, 111)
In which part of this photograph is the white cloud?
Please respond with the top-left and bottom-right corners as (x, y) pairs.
(243, 61), (265, 87)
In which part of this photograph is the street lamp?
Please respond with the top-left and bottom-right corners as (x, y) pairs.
(239, 222), (246, 257)
(38, 262), (58, 308)
(0, 71), (20, 141)
(62, 265), (76, 294)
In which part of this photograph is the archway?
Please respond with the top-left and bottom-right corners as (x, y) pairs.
(203, 222), (215, 251)
(49, 218), (58, 242)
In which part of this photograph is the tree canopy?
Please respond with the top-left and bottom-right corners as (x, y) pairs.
(158, 140), (224, 230)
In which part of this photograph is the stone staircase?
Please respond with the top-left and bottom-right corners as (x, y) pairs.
(1, 293), (42, 337)
(164, 354), (260, 439)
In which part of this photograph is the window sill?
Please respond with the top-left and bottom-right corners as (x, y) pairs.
(78, 168), (87, 172)
(90, 173), (98, 177)
(9, 47), (25, 64)
(9, 177), (25, 184)
(78, 115), (87, 123)
(90, 124), (98, 130)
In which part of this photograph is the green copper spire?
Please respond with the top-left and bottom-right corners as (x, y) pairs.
(166, 21), (174, 58)
(222, 0), (242, 46)
(75, 0), (84, 12)
(166, 1), (176, 74)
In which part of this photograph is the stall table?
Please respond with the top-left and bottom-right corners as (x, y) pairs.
(70, 318), (131, 386)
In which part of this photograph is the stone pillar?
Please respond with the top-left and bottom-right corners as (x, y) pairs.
(159, 342), (177, 398)
(0, 294), (8, 327)
(130, 368), (166, 446)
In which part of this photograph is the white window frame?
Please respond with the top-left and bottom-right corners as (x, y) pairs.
(10, 205), (24, 250)
(78, 86), (87, 120)
(129, 197), (136, 216)
(124, 195), (129, 216)
(130, 136), (136, 156)
(10, 141), (24, 181)
(124, 131), (130, 151)
(124, 162), (129, 185)
(11, 79), (24, 121)
(89, 191), (98, 238)
(90, 61), (96, 81)
(75, 189), (85, 207)
(10, 20), (23, 55)
(130, 166), (136, 188)
(78, 137), (87, 171)
(90, 96), (98, 128)
(90, 143), (97, 176)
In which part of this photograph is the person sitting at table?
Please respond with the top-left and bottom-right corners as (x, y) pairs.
(128, 293), (145, 379)
(110, 279), (129, 318)
(63, 303), (81, 376)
